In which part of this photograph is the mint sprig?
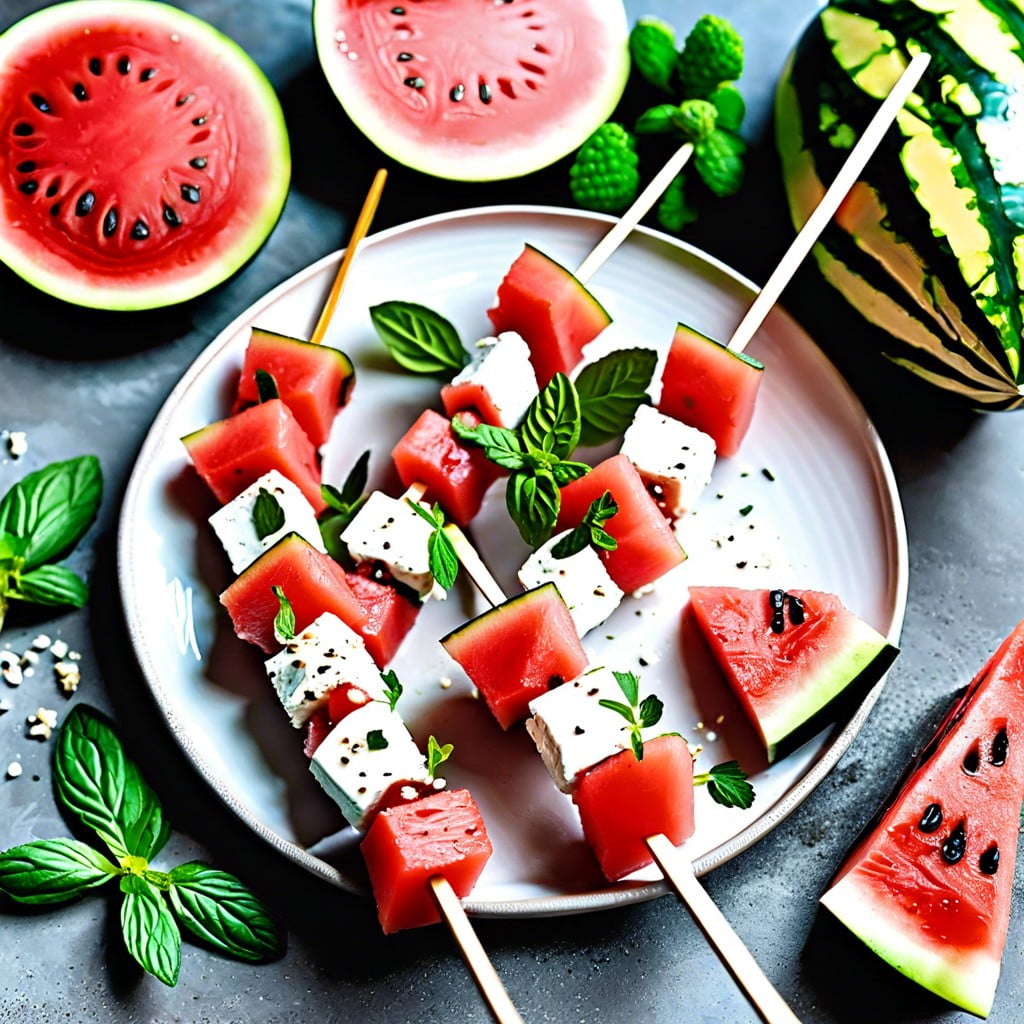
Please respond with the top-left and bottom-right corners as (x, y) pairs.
(598, 670), (664, 761)
(551, 491), (618, 559)
(0, 455), (102, 631)
(0, 706), (282, 984)
(369, 301), (468, 376)
(319, 450), (370, 563)
(252, 488), (285, 541)
(693, 760), (755, 810)
(379, 668), (403, 712)
(405, 499), (459, 591)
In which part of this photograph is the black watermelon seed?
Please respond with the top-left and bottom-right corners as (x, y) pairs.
(72, 83), (88, 101)
(130, 219), (149, 240)
(13, 123), (33, 137)
(18, 180), (38, 195)
(180, 184), (201, 204)
(88, 57), (102, 75)
(918, 802), (942, 833)
(450, 83), (465, 102)
(991, 727), (1008, 766)
(103, 208), (118, 237)
(397, 52), (413, 61)
(30, 94), (50, 113)
(176, 93), (194, 107)
(118, 56), (131, 74)
(45, 181), (58, 198)
(16, 160), (36, 173)
(75, 191), (95, 216)
(391, 6), (405, 13)
(479, 82), (492, 103)
(49, 203), (60, 216)
(189, 156), (208, 170)
(140, 68), (156, 82)
(941, 822), (967, 865)
(191, 115), (207, 126)
(787, 593), (805, 625)
(403, 76), (425, 89)
(980, 845), (1000, 875)
(163, 204), (182, 227)
(963, 746), (980, 775)
(769, 589), (786, 634)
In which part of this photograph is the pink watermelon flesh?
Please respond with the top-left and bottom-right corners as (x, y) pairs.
(572, 733), (695, 881)
(234, 328), (354, 448)
(688, 586), (897, 762)
(658, 323), (764, 458)
(487, 244), (611, 386)
(343, 568), (421, 668)
(557, 454), (685, 594)
(440, 583), (588, 729)
(182, 398), (325, 513)
(219, 534), (368, 653)
(820, 619), (1024, 1017)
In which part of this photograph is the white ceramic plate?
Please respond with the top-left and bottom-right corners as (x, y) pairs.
(119, 206), (908, 917)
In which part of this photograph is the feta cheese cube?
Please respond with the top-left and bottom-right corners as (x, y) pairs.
(621, 405), (716, 519)
(310, 700), (430, 830)
(209, 469), (324, 573)
(341, 490), (444, 599)
(265, 611), (384, 727)
(449, 332), (538, 427)
(525, 666), (658, 792)
(517, 533), (624, 636)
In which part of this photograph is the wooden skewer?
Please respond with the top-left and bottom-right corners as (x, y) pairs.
(574, 142), (694, 285)
(308, 167), (389, 346)
(430, 876), (526, 1024)
(727, 51), (930, 354)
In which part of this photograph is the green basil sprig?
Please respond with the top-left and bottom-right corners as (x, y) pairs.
(598, 670), (665, 761)
(369, 301), (469, 376)
(405, 499), (459, 591)
(693, 760), (755, 810)
(574, 348), (657, 447)
(319, 450), (370, 563)
(0, 455), (102, 631)
(551, 491), (619, 559)
(0, 706), (282, 984)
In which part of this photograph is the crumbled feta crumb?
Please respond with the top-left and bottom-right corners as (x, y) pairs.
(49, 639), (69, 660)
(7, 431), (27, 459)
(1, 653), (23, 687)
(439, 676), (452, 690)
(68, 650), (82, 661)
(31, 634), (51, 651)
(20, 649), (39, 667)
(6, 761), (22, 779)
(54, 661), (81, 694)
(27, 707), (58, 740)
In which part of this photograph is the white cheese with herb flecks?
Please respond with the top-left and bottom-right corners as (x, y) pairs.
(448, 331), (538, 427)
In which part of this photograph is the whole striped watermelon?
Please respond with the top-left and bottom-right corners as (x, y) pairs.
(776, 0), (1024, 409)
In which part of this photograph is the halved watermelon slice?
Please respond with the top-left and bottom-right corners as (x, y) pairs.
(820, 619), (1024, 1017)
(688, 586), (897, 762)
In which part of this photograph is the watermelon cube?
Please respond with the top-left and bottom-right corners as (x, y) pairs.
(658, 323), (764, 458)
(556, 454), (685, 594)
(361, 788), (492, 934)
(487, 244), (611, 385)
(344, 568), (421, 667)
(392, 408), (502, 527)
(440, 583), (589, 729)
(234, 328), (355, 448)
(182, 398), (326, 513)
(572, 733), (695, 881)
(219, 534), (369, 653)
(439, 331), (538, 428)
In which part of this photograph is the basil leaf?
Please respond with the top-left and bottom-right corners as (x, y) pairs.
(54, 705), (167, 862)
(635, 104), (680, 135)
(0, 530), (28, 561)
(380, 669), (402, 712)
(575, 349), (657, 447)
(550, 524), (590, 559)
(167, 862), (282, 963)
(254, 369), (279, 403)
(638, 694), (664, 729)
(0, 838), (117, 905)
(612, 670), (640, 706)
(251, 489), (285, 541)
(597, 698), (634, 722)
(120, 874), (181, 986)
(271, 586), (295, 642)
(549, 460), (590, 487)
(451, 416), (525, 471)
(370, 301), (468, 375)
(0, 455), (102, 569)
(427, 529), (459, 591)
(366, 729), (389, 751)
(705, 761), (755, 810)
(337, 449), (370, 509)
(8, 564), (88, 607)
(506, 470), (560, 547)
(521, 373), (581, 460)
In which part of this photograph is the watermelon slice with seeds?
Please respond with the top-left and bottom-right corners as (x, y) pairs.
(688, 586), (897, 762)
(820, 619), (1024, 1017)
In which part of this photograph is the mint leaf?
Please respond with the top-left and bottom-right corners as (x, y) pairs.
(366, 729), (388, 751)
(427, 735), (454, 777)
(575, 349), (657, 447)
(254, 369), (279, 403)
(379, 669), (402, 712)
(698, 761), (755, 810)
(612, 670), (640, 707)
(336, 449), (370, 509)
(8, 564), (88, 607)
(406, 500), (459, 591)
(597, 698), (634, 722)
(370, 301), (468, 376)
(251, 488), (285, 541)
(549, 460), (590, 487)
(506, 469), (560, 547)
(551, 491), (618, 559)
(521, 373), (581, 460)
(0, 455), (102, 569)
(271, 586), (295, 642)
(638, 694), (664, 729)
(0, 839), (117, 905)
(120, 874), (181, 986)
(319, 451), (371, 564)
(451, 416), (525, 471)
(167, 863), (282, 963)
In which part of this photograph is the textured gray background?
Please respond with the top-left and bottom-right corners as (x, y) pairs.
(1, 1), (1022, 1022)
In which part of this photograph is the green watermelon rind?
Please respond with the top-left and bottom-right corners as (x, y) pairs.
(0, 0), (291, 311)
(311, 0), (631, 182)
(820, 876), (998, 1018)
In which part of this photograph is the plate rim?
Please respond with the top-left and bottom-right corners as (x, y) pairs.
(117, 203), (909, 918)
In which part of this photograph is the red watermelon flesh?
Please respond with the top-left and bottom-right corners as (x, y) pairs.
(234, 328), (354, 448)
(343, 569), (421, 668)
(658, 323), (764, 458)
(360, 788), (493, 934)
(688, 587), (897, 762)
(557, 454), (685, 594)
(440, 583), (588, 729)
(220, 534), (368, 653)
(392, 408), (502, 527)
(820, 620), (1024, 1017)
(572, 733), (695, 881)
(487, 244), (611, 386)
(182, 398), (325, 513)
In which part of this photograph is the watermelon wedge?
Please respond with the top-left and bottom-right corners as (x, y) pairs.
(688, 586), (897, 762)
(820, 620), (1024, 1017)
